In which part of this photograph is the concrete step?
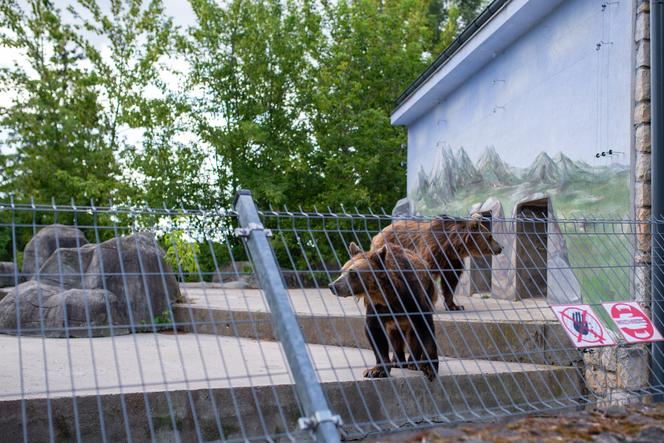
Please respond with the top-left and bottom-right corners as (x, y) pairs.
(0, 334), (583, 442)
(174, 284), (580, 366)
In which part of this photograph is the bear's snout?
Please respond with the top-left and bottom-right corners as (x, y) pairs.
(491, 241), (503, 255)
(328, 282), (338, 295)
(329, 277), (353, 297)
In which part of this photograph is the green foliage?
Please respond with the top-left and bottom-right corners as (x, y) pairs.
(0, 0), (488, 212)
(153, 310), (171, 326)
(162, 229), (201, 279)
(0, 0), (120, 204)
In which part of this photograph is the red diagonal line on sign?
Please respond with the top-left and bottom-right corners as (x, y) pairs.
(560, 310), (605, 343)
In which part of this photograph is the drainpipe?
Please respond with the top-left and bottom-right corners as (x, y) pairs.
(651, 0), (664, 395)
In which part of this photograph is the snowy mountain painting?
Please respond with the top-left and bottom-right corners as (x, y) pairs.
(412, 145), (629, 218)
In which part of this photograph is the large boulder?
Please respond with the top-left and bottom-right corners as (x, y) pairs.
(36, 233), (181, 326)
(0, 261), (19, 287)
(391, 197), (413, 217)
(34, 243), (97, 288)
(22, 225), (89, 279)
(0, 281), (129, 337)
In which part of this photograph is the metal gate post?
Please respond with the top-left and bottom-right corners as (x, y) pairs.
(652, 0), (664, 397)
(233, 190), (342, 443)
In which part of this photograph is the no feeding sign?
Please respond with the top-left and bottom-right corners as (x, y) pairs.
(550, 304), (616, 348)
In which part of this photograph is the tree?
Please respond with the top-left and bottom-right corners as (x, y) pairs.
(307, 0), (434, 210)
(185, 0), (323, 209)
(0, 0), (119, 204)
(71, 0), (203, 208)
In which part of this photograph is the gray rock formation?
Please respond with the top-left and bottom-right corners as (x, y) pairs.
(36, 233), (181, 325)
(0, 281), (128, 337)
(391, 198), (413, 217)
(0, 261), (19, 287)
(22, 225), (89, 279)
(474, 193), (581, 304)
(455, 197), (510, 298)
(0, 229), (180, 337)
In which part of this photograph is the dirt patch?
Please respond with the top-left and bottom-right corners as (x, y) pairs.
(364, 403), (664, 442)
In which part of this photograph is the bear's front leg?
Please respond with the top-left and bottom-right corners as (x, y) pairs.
(364, 314), (392, 378)
(443, 290), (464, 311)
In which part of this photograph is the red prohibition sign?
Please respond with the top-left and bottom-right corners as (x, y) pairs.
(609, 303), (653, 340)
(559, 307), (606, 344)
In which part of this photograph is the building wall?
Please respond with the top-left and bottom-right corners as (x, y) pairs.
(407, 0), (633, 219)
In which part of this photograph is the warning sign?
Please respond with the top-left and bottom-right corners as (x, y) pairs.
(601, 302), (664, 344)
(551, 304), (616, 348)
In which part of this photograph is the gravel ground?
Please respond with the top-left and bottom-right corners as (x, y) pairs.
(364, 403), (664, 442)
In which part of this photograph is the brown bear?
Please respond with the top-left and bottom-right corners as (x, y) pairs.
(371, 216), (503, 311)
(328, 242), (438, 381)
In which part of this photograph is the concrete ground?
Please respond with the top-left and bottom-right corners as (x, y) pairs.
(0, 333), (570, 401)
(179, 284), (558, 323)
(175, 284), (576, 366)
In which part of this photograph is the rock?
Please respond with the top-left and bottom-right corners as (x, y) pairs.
(601, 405), (627, 418)
(212, 261), (252, 283)
(593, 433), (626, 443)
(456, 197), (512, 299)
(0, 261), (19, 287)
(34, 243), (97, 289)
(36, 233), (180, 326)
(633, 427), (664, 443)
(219, 280), (249, 290)
(479, 193), (581, 303)
(0, 286), (11, 301)
(391, 197), (413, 217)
(22, 225), (88, 279)
(0, 281), (129, 337)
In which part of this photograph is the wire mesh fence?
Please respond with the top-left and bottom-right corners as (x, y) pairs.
(0, 192), (662, 442)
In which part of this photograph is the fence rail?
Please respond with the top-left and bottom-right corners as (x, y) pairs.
(0, 191), (662, 442)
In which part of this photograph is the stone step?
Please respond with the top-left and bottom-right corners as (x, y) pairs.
(174, 284), (580, 366)
(0, 334), (583, 442)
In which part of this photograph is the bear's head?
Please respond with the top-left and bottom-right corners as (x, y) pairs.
(460, 218), (503, 257)
(328, 242), (387, 298)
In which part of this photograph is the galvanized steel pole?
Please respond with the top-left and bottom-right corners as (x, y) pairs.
(233, 190), (342, 442)
(651, 0), (664, 397)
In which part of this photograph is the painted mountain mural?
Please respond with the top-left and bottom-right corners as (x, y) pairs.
(412, 145), (629, 218)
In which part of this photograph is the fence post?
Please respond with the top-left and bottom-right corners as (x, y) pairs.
(233, 190), (342, 443)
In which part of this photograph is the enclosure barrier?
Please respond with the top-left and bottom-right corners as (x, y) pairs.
(0, 192), (663, 442)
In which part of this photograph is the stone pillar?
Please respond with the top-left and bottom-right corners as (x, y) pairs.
(634, 0), (652, 304)
(584, 0), (652, 401)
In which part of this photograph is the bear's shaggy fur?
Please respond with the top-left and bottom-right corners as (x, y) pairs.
(328, 242), (438, 380)
(371, 217), (503, 310)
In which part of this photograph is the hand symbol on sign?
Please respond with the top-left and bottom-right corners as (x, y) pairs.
(572, 311), (589, 336)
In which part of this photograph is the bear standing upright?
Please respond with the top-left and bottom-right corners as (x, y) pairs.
(371, 216), (503, 311)
(328, 242), (438, 381)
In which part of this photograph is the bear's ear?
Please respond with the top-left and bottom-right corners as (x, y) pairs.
(468, 219), (480, 231)
(349, 241), (363, 256)
(372, 244), (388, 268)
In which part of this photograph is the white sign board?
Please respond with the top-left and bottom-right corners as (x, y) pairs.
(602, 302), (664, 344)
(551, 304), (616, 348)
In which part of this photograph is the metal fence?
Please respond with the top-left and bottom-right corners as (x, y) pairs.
(0, 191), (662, 442)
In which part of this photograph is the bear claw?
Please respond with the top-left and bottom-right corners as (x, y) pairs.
(363, 366), (390, 378)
